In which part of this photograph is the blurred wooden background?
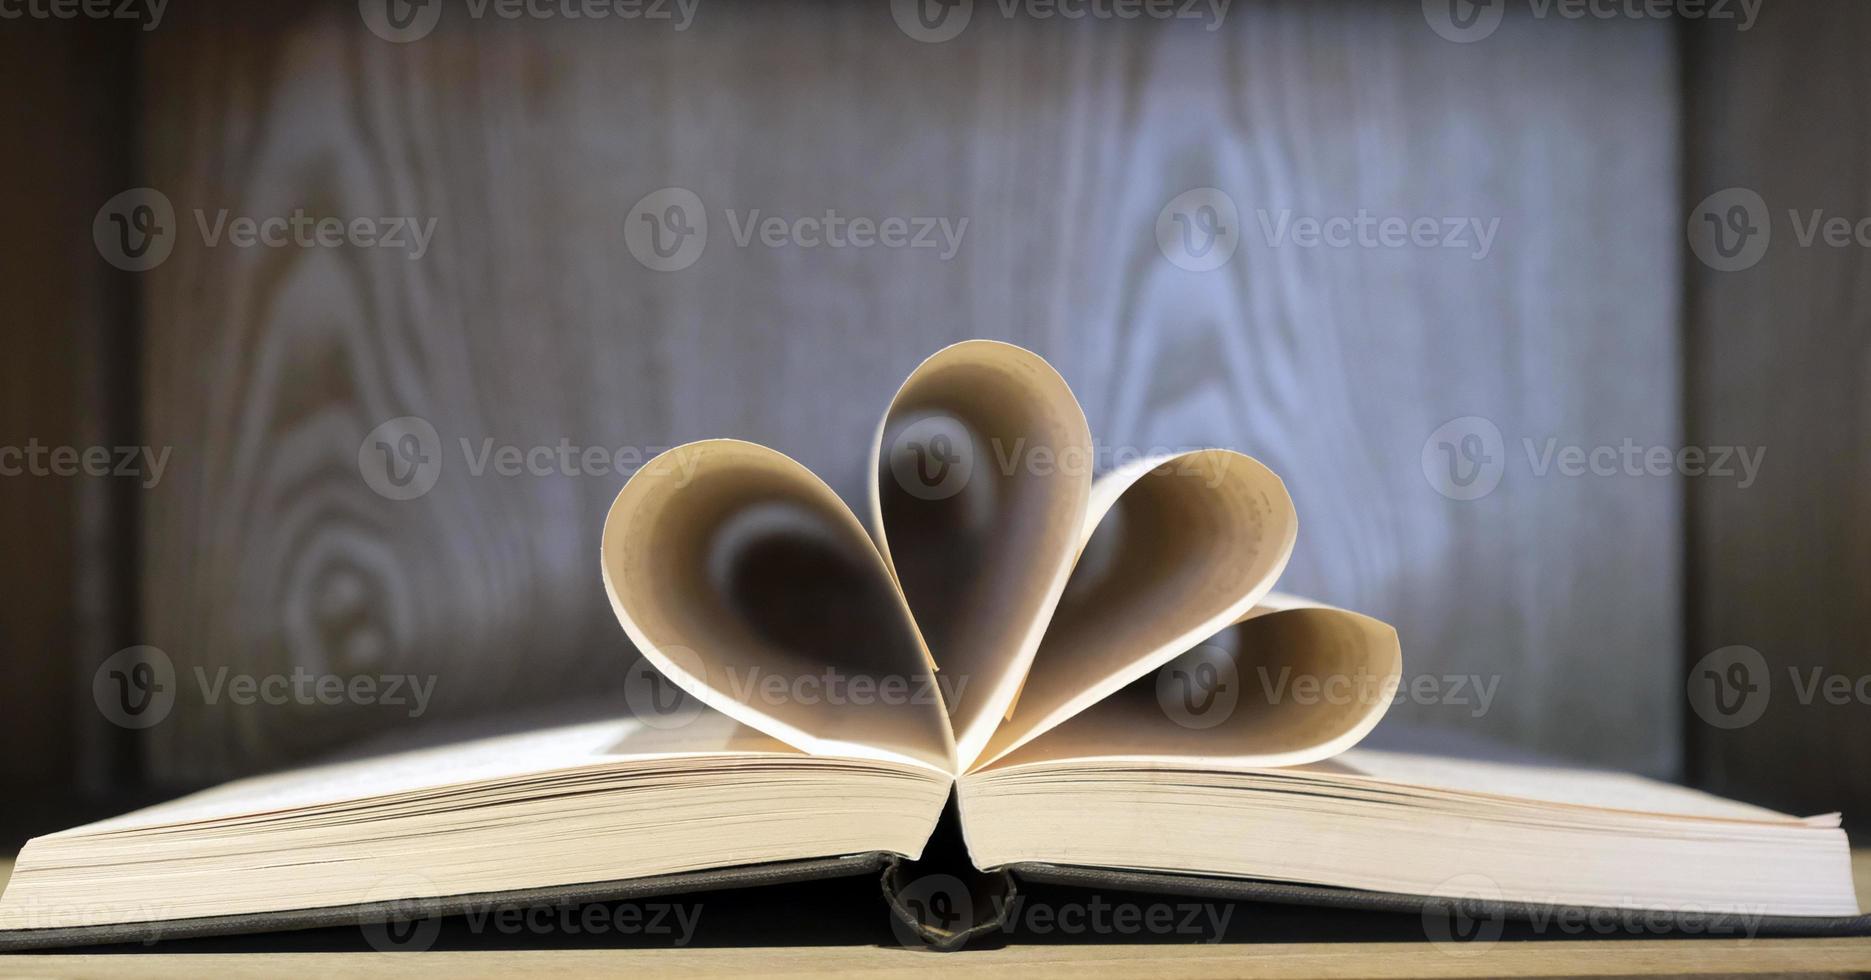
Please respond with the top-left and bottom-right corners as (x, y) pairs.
(1684, 3), (1871, 820)
(1, 0), (1863, 830)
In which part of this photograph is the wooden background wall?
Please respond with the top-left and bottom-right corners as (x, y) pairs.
(17, 0), (1868, 833)
(126, 0), (1686, 784)
(1685, 4), (1871, 821)
(0, 23), (134, 807)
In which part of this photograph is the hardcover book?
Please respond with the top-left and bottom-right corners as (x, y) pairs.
(1, 341), (1862, 951)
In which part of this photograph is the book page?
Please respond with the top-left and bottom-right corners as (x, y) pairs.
(601, 439), (955, 772)
(53, 708), (797, 835)
(970, 453), (1300, 770)
(975, 594), (1399, 771)
(1315, 747), (1833, 825)
(868, 340), (1094, 770)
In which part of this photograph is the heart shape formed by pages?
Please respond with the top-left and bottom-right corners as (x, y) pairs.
(601, 340), (1402, 775)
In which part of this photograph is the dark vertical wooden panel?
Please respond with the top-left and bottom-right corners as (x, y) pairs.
(0, 26), (134, 795)
(1685, 3), (1871, 820)
(138, 0), (1681, 781)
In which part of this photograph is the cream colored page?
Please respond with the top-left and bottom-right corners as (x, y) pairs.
(601, 440), (955, 773)
(55, 710), (793, 836)
(1317, 748), (1832, 825)
(971, 451), (1299, 770)
(868, 340), (1093, 770)
(978, 595), (1400, 772)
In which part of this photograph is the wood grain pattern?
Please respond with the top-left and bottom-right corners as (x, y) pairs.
(0, 24), (134, 793)
(138, 0), (1682, 781)
(1685, 3), (1871, 821)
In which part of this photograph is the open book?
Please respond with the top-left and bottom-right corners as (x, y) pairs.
(1, 341), (1862, 950)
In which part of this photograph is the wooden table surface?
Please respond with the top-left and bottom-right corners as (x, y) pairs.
(5, 854), (1870, 977)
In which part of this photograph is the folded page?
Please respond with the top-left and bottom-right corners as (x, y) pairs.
(972, 450), (1299, 770)
(869, 340), (1093, 770)
(978, 593), (1400, 771)
(601, 439), (954, 771)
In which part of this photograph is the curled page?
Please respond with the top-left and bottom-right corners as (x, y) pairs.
(978, 592), (1402, 771)
(601, 440), (955, 772)
(869, 341), (1093, 770)
(972, 450), (1299, 770)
